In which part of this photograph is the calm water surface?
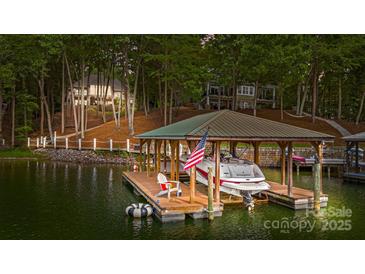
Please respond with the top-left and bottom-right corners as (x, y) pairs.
(0, 160), (364, 239)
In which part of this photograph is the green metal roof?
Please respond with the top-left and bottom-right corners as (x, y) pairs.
(342, 132), (365, 142)
(136, 110), (335, 142)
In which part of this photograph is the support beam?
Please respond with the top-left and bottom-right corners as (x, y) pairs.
(253, 142), (261, 165)
(163, 140), (167, 172)
(175, 141), (180, 181)
(156, 140), (161, 173)
(146, 140), (151, 176)
(170, 141), (176, 180)
(287, 142), (293, 196)
(355, 141), (359, 172)
(214, 141), (221, 203)
(312, 141), (324, 194)
(139, 139), (145, 172)
(278, 142), (287, 185)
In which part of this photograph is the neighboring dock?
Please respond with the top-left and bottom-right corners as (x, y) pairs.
(122, 171), (223, 222)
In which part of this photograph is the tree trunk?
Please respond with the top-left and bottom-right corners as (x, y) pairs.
(142, 64), (147, 117)
(218, 86), (221, 111)
(280, 87), (284, 121)
(299, 84), (308, 115)
(11, 87), (15, 147)
(129, 59), (141, 134)
(338, 78), (342, 120)
(80, 59), (85, 138)
(38, 74), (53, 142)
(356, 90), (365, 125)
(169, 88), (173, 124)
(296, 83), (301, 115)
(164, 72), (168, 126)
(96, 68), (100, 117)
(158, 74), (163, 117)
(312, 60), (318, 123)
(0, 86), (3, 137)
(64, 53), (79, 137)
(61, 55), (65, 134)
(40, 93), (44, 135)
(253, 80), (259, 116)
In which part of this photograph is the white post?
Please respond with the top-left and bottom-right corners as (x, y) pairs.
(2, 139), (4, 145)
(109, 139), (113, 152)
(127, 138), (130, 152)
(145, 143), (148, 155)
(54, 131), (57, 149)
(27, 137), (30, 148)
(93, 138), (96, 151)
(40, 136), (43, 144)
(65, 138), (69, 150)
(78, 138), (82, 151)
(43, 137), (46, 148)
(36, 138), (39, 148)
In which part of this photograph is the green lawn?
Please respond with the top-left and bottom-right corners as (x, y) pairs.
(0, 148), (43, 159)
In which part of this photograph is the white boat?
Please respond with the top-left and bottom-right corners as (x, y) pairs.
(180, 154), (270, 207)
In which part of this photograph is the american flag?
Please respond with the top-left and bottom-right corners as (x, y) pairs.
(184, 130), (208, 170)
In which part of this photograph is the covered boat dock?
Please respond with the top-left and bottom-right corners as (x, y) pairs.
(343, 132), (365, 183)
(122, 110), (334, 221)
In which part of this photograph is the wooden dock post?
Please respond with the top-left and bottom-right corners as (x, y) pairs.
(78, 138), (82, 150)
(176, 141), (180, 181)
(170, 141), (176, 180)
(278, 142), (287, 185)
(163, 140), (167, 172)
(207, 167), (214, 221)
(313, 162), (321, 213)
(190, 166), (196, 203)
(139, 140), (144, 172)
(146, 140), (151, 176)
(253, 141), (261, 165)
(156, 140), (161, 173)
(27, 137), (30, 148)
(214, 141), (221, 203)
(43, 137), (46, 148)
(36, 138), (39, 148)
(287, 142), (293, 196)
(65, 137), (69, 150)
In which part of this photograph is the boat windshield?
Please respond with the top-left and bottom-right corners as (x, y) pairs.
(223, 164), (265, 179)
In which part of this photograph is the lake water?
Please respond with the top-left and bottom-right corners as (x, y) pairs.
(0, 160), (364, 239)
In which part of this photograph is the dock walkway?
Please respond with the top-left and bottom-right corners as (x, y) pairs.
(122, 172), (223, 222)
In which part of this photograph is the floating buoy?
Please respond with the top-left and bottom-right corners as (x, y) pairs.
(125, 203), (153, 218)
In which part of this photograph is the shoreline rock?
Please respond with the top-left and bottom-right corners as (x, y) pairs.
(34, 148), (133, 165)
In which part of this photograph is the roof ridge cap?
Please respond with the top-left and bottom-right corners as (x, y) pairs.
(188, 110), (228, 135)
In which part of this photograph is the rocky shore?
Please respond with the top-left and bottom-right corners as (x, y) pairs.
(34, 148), (133, 165)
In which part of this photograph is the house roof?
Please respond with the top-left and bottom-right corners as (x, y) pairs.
(342, 132), (365, 142)
(73, 74), (126, 91)
(136, 110), (335, 142)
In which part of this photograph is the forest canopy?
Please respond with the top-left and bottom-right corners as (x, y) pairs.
(1, 34), (365, 146)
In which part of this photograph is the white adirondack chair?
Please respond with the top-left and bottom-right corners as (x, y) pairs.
(155, 173), (182, 199)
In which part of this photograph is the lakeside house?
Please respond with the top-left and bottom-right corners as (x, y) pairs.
(69, 74), (127, 106)
(203, 82), (276, 110)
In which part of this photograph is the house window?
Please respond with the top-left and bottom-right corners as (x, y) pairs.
(210, 86), (224, 96)
(237, 85), (255, 96)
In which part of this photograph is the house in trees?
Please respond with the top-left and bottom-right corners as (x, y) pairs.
(70, 74), (127, 106)
(203, 82), (276, 110)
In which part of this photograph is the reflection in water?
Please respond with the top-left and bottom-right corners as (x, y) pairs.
(0, 161), (365, 240)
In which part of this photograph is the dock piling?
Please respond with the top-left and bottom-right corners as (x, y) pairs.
(207, 167), (214, 221)
(314, 162), (321, 213)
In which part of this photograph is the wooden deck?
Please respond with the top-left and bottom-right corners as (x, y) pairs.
(122, 172), (223, 222)
(263, 181), (328, 210)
